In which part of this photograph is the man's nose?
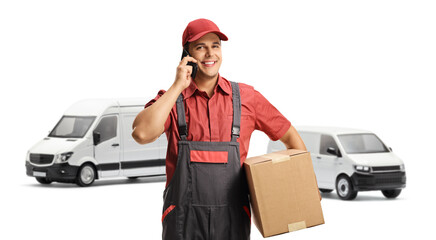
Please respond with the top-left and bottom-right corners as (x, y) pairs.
(205, 47), (212, 57)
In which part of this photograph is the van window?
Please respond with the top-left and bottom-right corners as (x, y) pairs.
(94, 115), (118, 143)
(319, 134), (339, 155)
(49, 116), (96, 138)
(338, 134), (389, 154)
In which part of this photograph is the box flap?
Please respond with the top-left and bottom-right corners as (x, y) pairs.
(245, 149), (307, 166)
(244, 155), (272, 166)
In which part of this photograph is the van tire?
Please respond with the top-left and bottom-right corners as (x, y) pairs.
(336, 175), (358, 200)
(319, 189), (333, 193)
(36, 177), (52, 184)
(381, 189), (402, 198)
(76, 163), (96, 187)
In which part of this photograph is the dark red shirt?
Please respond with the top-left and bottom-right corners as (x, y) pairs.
(145, 76), (291, 186)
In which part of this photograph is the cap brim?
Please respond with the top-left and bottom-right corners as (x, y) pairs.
(188, 30), (228, 43)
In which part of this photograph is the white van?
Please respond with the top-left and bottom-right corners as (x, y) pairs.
(25, 99), (167, 187)
(267, 126), (406, 200)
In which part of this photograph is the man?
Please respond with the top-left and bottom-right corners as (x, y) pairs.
(132, 18), (306, 240)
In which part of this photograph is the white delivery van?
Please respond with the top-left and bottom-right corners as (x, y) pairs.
(25, 99), (167, 187)
(267, 126), (406, 200)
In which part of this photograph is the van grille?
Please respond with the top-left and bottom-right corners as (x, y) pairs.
(354, 172), (406, 187)
(372, 166), (401, 172)
(374, 172), (404, 185)
(30, 154), (54, 165)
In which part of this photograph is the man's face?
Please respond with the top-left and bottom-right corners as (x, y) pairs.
(188, 33), (222, 81)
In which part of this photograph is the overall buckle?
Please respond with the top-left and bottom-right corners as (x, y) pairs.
(232, 126), (240, 137)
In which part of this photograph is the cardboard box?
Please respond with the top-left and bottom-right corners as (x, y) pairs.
(244, 149), (324, 237)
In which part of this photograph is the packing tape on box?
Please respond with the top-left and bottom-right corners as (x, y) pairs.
(288, 221), (307, 232)
(264, 153), (290, 164)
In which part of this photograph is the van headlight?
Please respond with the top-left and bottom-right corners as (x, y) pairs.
(400, 164), (405, 171)
(355, 165), (370, 172)
(55, 152), (74, 163)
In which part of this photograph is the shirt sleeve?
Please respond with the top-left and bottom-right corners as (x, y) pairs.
(254, 89), (291, 141)
(144, 89), (172, 133)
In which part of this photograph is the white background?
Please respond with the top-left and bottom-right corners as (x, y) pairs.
(1, 0), (435, 239)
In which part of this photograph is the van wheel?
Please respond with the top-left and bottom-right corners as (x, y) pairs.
(336, 175), (358, 200)
(76, 163), (96, 187)
(36, 177), (52, 184)
(381, 189), (402, 198)
(319, 189), (333, 193)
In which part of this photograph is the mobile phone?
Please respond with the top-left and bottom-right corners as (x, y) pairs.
(181, 49), (198, 80)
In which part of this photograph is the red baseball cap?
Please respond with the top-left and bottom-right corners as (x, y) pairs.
(182, 18), (228, 47)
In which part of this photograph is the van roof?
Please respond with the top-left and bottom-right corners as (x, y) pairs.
(64, 98), (147, 116)
(296, 126), (373, 135)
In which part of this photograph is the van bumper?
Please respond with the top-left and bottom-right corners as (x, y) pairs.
(26, 162), (79, 182)
(351, 171), (406, 191)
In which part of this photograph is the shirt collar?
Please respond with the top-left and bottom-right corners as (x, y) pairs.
(182, 75), (231, 99)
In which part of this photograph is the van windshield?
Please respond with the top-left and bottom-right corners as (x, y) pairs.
(338, 133), (389, 154)
(49, 116), (96, 138)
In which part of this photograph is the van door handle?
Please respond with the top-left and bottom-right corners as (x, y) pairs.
(316, 156), (321, 159)
(112, 143), (119, 147)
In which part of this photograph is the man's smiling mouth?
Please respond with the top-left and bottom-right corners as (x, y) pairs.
(201, 61), (216, 67)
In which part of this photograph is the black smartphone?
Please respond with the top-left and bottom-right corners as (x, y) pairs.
(181, 49), (198, 80)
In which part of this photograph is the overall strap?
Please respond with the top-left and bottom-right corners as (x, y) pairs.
(175, 82), (241, 142)
(176, 94), (187, 141)
(230, 81), (241, 142)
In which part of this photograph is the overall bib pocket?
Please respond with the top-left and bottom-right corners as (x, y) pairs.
(190, 149), (232, 205)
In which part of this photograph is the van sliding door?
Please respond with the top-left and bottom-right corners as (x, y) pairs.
(121, 114), (165, 177)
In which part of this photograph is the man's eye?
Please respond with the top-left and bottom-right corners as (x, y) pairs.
(196, 46), (204, 50)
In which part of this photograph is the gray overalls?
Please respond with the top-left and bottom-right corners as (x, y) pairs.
(162, 81), (251, 240)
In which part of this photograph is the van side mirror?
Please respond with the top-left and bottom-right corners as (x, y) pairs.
(327, 147), (342, 157)
(93, 131), (101, 145)
(389, 147), (393, 152)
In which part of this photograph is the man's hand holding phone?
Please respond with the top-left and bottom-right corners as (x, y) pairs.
(174, 54), (198, 92)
